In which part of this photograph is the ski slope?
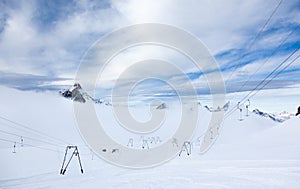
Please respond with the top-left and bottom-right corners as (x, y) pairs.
(0, 86), (300, 189)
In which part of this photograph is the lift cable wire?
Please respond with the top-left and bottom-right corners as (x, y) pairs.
(224, 51), (300, 120)
(226, 0), (283, 84)
(246, 53), (300, 100)
(0, 115), (71, 145)
(0, 137), (63, 153)
(0, 128), (65, 147)
(225, 46), (299, 118)
(236, 25), (299, 94)
(237, 47), (299, 105)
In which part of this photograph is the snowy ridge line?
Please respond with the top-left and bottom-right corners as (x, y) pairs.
(0, 115), (71, 145)
(225, 0), (283, 84)
(0, 137), (63, 153)
(0, 128), (65, 147)
(224, 49), (300, 120)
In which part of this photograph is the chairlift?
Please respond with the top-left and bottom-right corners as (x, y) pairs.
(237, 102), (243, 121)
(20, 136), (24, 147)
(142, 139), (149, 149)
(172, 138), (179, 148)
(12, 142), (16, 153)
(245, 99), (250, 116)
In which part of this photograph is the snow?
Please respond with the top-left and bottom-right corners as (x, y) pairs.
(0, 86), (299, 188)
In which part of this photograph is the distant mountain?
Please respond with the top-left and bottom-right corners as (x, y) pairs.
(203, 101), (230, 112)
(201, 102), (294, 123)
(252, 109), (294, 123)
(156, 103), (167, 109)
(59, 83), (111, 105)
(59, 83), (91, 103)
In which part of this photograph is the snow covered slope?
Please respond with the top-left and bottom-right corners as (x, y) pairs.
(0, 86), (299, 188)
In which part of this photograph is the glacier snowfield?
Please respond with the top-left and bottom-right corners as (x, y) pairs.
(0, 86), (300, 189)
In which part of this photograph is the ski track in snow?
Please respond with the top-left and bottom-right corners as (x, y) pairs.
(1, 160), (300, 189)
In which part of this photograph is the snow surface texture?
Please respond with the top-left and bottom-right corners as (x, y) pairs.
(0, 86), (300, 189)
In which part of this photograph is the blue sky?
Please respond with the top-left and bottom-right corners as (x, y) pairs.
(0, 0), (299, 112)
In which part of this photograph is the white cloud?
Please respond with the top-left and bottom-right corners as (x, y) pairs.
(0, 0), (299, 109)
(111, 0), (289, 54)
(0, 0), (125, 77)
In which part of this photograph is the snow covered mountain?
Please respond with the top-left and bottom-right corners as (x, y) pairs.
(59, 83), (111, 105)
(252, 108), (295, 123)
(203, 101), (230, 112)
(156, 102), (167, 109)
(59, 83), (92, 103)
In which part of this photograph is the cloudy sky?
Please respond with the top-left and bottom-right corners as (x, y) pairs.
(0, 0), (299, 112)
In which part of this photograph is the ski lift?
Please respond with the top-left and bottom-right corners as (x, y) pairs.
(13, 142), (16, 153)
(60, 146), (84, 175)
(209, 127), (214, 139)
(142, 139), (149, 149)
(148, 137), (156, 144)
(216, 124), (221, 135)
(237, 102), (243, 121)
(127, 138), (134, 147)
(194, 136), (204, 147)
(20, 136), (24, 147)
(90, 148), (94, 160)
(179, 141), (192, 156)
(245, 99), (250, 117)
(148, 136), (161, 144)
(156, 136), (162, 143)
(172, 138), (179, 148)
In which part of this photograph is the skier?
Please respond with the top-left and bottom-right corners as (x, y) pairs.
(296, 106), (300, 116)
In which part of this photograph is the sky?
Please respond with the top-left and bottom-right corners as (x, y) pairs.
(0, 0), (299, 112)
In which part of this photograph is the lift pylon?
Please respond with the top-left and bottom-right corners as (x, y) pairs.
(60, 146), (84, 175)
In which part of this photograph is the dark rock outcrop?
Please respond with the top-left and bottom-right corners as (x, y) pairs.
(296, 106), (300, 116)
